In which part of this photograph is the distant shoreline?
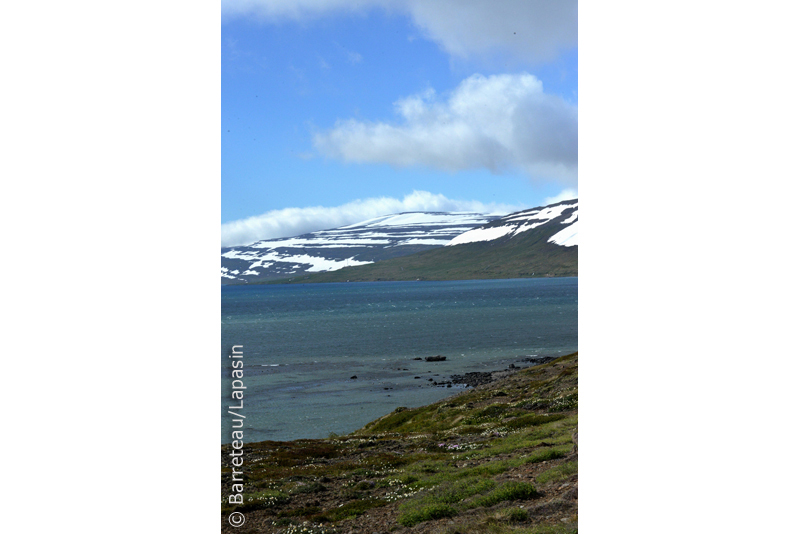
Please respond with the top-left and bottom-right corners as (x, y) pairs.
(222, 273), (578, 287)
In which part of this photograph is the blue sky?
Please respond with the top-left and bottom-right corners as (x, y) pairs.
(222, 1), (577, 246)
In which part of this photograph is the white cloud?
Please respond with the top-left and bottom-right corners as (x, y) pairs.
(221, 0), (577, 64)
(221, 0), (393, 22)
(221, 190), (519, 247)
(543, 188), (578, 206)
(404, 0), (577, 64)
(314, 73), (577, 183)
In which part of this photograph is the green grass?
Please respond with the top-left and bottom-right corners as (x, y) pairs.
(221, 352), (578, 530)
(396, 476), (540, 526)
(457, 457), (526, 477)
(277, 505), (321, 518)
(478, 404), (511, 418)
(524, 446), (571, 464)
(504, 413), (566, 430)
(407, 477), (497, 506)
(497, 507), (530, 522)
(463, 416), (576, 460)
(398, 503), (458, 527)
(455, 425), (485, 435)
(548, 392), (578, 412)
(467, 481), (541, 509)
(291, 481), (326, 494)
(536, 461), (578, 485)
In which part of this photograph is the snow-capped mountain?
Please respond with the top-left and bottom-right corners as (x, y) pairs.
(221, 212), (502, 283)
(272, 199), (578, 283)
(447, 200), (577, 248)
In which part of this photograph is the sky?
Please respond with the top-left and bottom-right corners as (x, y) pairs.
(7, 3), (800, 532)
(221, 0), (578, 246)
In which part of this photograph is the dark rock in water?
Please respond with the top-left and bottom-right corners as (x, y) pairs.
(350, 375), (357, 379)
(412, 357), (422, 360)
(450, 371), (495, 387)
(414, 376), (421, 379)
(425, 355), (446, 362)
(509, 363), (517, 369)
(427, 378), (433, 381)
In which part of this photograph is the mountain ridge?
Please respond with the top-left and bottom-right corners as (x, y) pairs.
(221, 211), (502, 284)
(222, 199), (578, 284)
(272, 200), (577, 284)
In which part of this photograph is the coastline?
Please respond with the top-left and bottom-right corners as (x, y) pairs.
(241, 274), (577, 286)
(222, 277), (577, 444)
(222, 352), (578, 533)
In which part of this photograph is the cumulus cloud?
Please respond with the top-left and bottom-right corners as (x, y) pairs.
(314, 73), (577, 183)
(221, 0), (577, 64)
(543, 188), (578, 206)
(221, 190), (519, 247)
(404, 0), (577, 64)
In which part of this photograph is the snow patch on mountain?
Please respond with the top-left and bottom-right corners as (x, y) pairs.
(222, 250), (373, 273)
(447, 225), (518, 246)
(562, 210), (578, 224)
(394, 238), (451, 246)
(548, 220), (579, 247)
(221, 211), (500, 282)
(446, 202), (578, 247)
(221, 203), (577, 283)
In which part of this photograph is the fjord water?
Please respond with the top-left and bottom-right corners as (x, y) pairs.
(222, 278), (577, 443)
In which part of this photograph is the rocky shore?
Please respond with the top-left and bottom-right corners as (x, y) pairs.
(222, 352), (577, 534)
(438, 355), (558, 388)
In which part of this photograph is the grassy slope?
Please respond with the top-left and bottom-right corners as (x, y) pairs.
(264, 222), (577, 284)
(221, 353), (578, 534)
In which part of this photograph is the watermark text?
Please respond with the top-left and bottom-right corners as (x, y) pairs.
(227, 345), (246, 528)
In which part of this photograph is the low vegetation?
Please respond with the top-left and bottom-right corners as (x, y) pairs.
(221, 352), (578, 534)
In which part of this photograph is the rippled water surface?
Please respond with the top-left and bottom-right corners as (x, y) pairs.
(222, 278), (577, 443)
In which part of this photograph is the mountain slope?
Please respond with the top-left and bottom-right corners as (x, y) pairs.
(221, 212), (501, 283)
(274, 200), (578, 283)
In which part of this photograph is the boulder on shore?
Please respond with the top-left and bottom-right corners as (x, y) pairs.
(450, 371), (494, 387)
